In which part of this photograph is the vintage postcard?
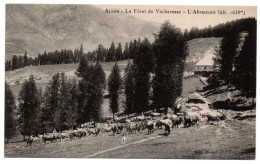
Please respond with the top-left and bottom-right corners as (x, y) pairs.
(4, 3), (257, 159)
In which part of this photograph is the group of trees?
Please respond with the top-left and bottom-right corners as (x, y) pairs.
(183, 17), (256, 41)
(5, 61), (106, 140)
(109, 22), (188, 116)
(5, 39), (142, 71)
(5, 45), (84, 71)
(6, 17), (256, 141)
(211, 18), (256, 103)
(5, 21), (188, 140)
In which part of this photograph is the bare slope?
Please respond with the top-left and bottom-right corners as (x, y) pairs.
(6, 4), (159, 60)
(185, 37), (221, 72)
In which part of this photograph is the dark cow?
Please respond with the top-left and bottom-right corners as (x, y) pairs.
(172, 116), (183, 128)
(73, 131), (84, 139)
(42, 135), (56, 143)
(155, 120), (163, 129)
(146, 121), (154, 134)
(117, 124), (124, 134)
(184, 115), (192, 127)
(111, 125), (117, 135)
(26, 138), (33, 146)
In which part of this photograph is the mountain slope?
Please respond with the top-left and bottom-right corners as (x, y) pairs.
(6, 4), (159, 60)
(184, 37), (221, 72)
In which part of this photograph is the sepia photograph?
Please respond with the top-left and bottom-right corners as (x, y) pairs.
(3, 1), (257, 159)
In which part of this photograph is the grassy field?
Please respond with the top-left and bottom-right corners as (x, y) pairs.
(5, 117), (255, 159)
(4, 75), (255, 159)
(6, 60), (130, 98)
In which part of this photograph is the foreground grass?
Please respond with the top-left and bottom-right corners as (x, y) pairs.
(5, 118), (255, 159)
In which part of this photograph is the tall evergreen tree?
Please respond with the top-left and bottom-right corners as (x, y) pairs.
(106, 42), (116, 62)
(76, 59), (105, 125)
(42, 73), (60, 132)
(23, 51), (28, 67)
(5, 82), (16, 143)
(12, 55), (18, 70)
(97, 44), (105, 62)
(53, 73), (68, 132)
(108, 63), (121, 119)
(115, 43), (123, 61)
(215, 29), (240, 85)
(18, 56), (23, 68)
(76, 57), (91, 124)
(123, 43), (130, 60)
(133, 38), (154, 114)
(233, 31), (256, 104)
(124, 63), (135, 115)
(80, 44), (84, 56)
(90, 62), (106, 125)
(152, 21), (188, 114)
(18, 75), (41, 139)
(65, 79), (79, 130)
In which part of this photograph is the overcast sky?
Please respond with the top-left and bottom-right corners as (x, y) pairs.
(95, 5), (257, 30)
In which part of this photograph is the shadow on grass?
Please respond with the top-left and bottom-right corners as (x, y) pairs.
(158, 133), (170, 136)
(240, 147), (255, 154)
(212, 99), (255, 111)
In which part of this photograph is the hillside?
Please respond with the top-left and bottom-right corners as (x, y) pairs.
(6, 37), (221, 96)
(6, 4), (159, 60)
(185, 37), (221, 72)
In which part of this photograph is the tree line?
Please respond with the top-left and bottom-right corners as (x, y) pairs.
(5, 21), (188, 141)
(207, 18), (256, 104)
(184, 17), (256, 41)
(6, 17), (255, 72)
(5, 38), (142, 71)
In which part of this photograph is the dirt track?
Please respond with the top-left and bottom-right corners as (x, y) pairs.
(5, 117), (255, 159)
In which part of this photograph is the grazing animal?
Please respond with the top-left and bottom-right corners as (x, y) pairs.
(171, 116), (183, 128)
(26, 139), (33, 146)
(26, 136), (33, 146)
(117, 123), (124, 134)
(155, 120), (163, 129)
(160, 119), (172, 135)
(61, 132), (73, 142)
(164, 124), (171, 135)
(87, 128), (101, 136)
(191, 115), (199, 125)
(73, 131), (84, 139)
(206, 114), (220, 124)
(184, 115), (192, 127)
(146, 121), (155, 134)
(183, 112), (200, 127)
(128, 122), (139, 133)
(42, 134), (56, 143)
(102, 126), (112, 133)
(111, 124), (117, 135)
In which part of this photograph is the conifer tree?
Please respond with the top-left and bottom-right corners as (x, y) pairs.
(133, 38), (154, 114)
(12, 55), (18, 70)
(65, 79), (79, 130)
(115, 43), (123, 61)
(152, 21), (188, 114)
(233, 31), (256, 104)
(215, 29), (240, 85)
(18, 75), (41, 139)
(23, 51), (28, 67)
(124, 63), (135, 115)
(123, 43), (130, 60)
(5, 82), (16, 143)
(106, 42), (116, 62)
(42, 73), (60, 132)
(108, 63), (121, 119)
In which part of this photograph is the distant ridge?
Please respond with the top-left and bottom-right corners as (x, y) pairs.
(6, 4), (159, 60)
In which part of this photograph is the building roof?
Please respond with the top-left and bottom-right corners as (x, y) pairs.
(195, 53), (214, 66)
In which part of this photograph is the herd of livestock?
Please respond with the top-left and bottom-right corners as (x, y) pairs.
(26, 109), (226, 146)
